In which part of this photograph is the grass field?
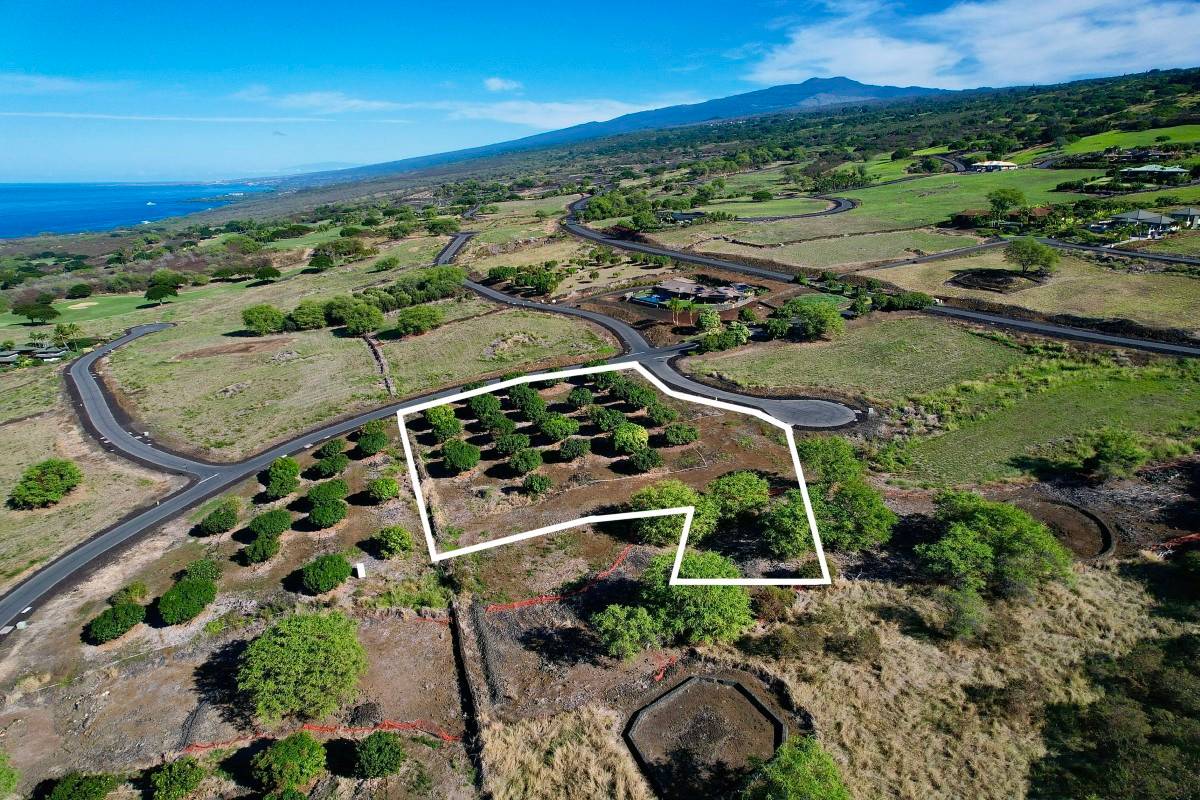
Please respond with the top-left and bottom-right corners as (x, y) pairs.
(701, 229), (982, 271)
(482, 194), (581, 219)
(864, 250), (1200, 334)
(0, 365), (63, 424)
(1127, 231), (1200, 257)
(1009, 124), (1200, 164)
(834, 153), (922, 182)
(1118, 184), (1200, 206)
(695, 196), (830, 217)
(262, 226), (347, 251)
(464, 238), (587, 274)
(682, 315), (1028, 404)
(900, 361), (1200, 484)
(0, 405), (183, 592)
(378, 309), (616, 395)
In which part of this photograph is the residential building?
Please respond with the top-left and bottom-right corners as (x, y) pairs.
(1168, 207), (1200, 229)
(1119, 164), (1189, 183)
(970, 160), (1018, 172)
(1111, 209), (1180, 237)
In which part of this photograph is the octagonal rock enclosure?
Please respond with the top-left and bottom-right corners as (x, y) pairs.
(624, 675), (787, 799)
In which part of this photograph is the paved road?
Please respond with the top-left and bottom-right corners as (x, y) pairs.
(738, 196), (858, 223)
(1040, 237), (1200, 267)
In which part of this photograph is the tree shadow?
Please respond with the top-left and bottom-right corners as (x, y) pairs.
(646, 744), (747, 800)
(192, 639), (253, 729)
(518, 625), (606, 667)
(1117, 559), (1200, 622)
(324, 737), (359, 778)
(216, 738), (272, 790)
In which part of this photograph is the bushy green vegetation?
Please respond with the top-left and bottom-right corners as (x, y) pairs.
(7, 458), (83, 509)
(237, 612), (366, 724)
(264, 456), (301, 499)
(47, 773), (120, 800)
(85, 600), (146, 644)
(198, 497), (239, 535)
(157, 576), (217, 625)
(301, 554), (352, 594)
(355, 731), (409, 778)
(741, 735), (851, 800)
(149, 757), (207, 800)
(372, 525), (414, 558)
(252, 732), (326, 791)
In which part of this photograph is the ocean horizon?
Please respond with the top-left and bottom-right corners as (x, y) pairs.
(0, 181), (276, 239)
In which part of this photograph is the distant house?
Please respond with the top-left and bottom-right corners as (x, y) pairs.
(952, 208), (990, 227)
(970, 160), (1018, 172)
(1111, 209), (1180, 237)
(629, 276), (756, 310)
(1119, 164), (1189, 183)
(656, 210), (707, 224)
(0, 351), (18, 365)
(31, 347), (68, 362)
(1168, 207), (1200, 229)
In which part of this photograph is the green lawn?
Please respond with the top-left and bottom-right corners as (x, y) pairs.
(901, 364), (1200, 484)
(695, 196), (830, 217)
(1118, 184), (1200, 206)
(1010, 125), (1200, 164)
(681, 315), (1028, 404)
(1128, 231), (1200, 257)
(703, 229), (981, 271)
(263, 226), (347, 251)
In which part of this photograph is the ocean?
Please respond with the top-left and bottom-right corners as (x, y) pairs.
(0, 182), (276, 239)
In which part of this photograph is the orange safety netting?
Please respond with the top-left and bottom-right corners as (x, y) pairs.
(485, 543), (635, 613)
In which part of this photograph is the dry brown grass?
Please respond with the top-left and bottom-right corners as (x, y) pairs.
(727, 566), (1185, 800)
(481, 706), (653, 800)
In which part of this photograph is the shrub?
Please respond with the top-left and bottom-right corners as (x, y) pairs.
(242, 304), (286, 336)
(538, 412), (579, 441)
(315, 438), (346, 459)
(249, 508), (292, 538)
(941, 586), (991, 640)
(394, 304), (443, 336)
(593, 604), (660, 659)
(313, 452), (350, 478)
(513, 391), (547, 422)
(356, 430), (389, 456)
(86, 601), (145, 644)
(1084, 426), (1149, 480)
(286, 300), (327, 331)
(197, 497), (239, 535)
(697, 308), (722, 332)
(494, 432), (530, 456)
(481, 411), (516, 437)
(790, 302), (844, 341)
(264, 456), (301, 499)
(612, 422), (649, 454)
(158, 577), (217, 625)
(442, 439), (481, 473)
(630, 481), (701, 544)
(244, 532), (281, 564)
(706, 471), (770, 518)
(522, 474), (551, 496)
(794, 436), (863, 484)
(47, 773), (120, 800)
(627, 446), (663, 473)
(110, 581), (148, 605)
(567, 387), (594, 408)
(508, 448), (543, 475)
(811, 479), (897, 551)
(559, 437), (591, 461)
(8, 458), (83, 509)
(641, 552), (752, 644)
(365, 477), (399, 503)
(184, 558), (222, 582)
(252, 732), (326, 790)
(646, 402), (678, 426)
(308, 499), (347, 529)
(301, 554), (352, 594)
(753, 586), (795, 623)
(763, 489), (816, 558)
(741, 736), (850, 800)
(424, 405), (462, 442)
(468, 392), (502, 419)
(663, 423), (698, 446)
(588, 405), (626, 433)
(150, 757), (207, 800)
(355, 731), (408, 778)
(373, 526), (413, 558)
(341, 301), (384, 335)
(238, 612), (367, 724)
(307, 479), (349, 503)
(0, 753), (17, 799)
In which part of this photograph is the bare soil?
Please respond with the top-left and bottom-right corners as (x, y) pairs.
(172, 337), (296, 361)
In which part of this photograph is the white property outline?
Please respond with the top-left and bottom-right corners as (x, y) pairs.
(396, 361), (831, 586)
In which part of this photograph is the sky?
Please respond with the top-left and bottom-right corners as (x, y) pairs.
(1, 0), (1197, 182)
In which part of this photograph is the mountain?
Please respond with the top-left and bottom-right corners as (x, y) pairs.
(282, 77), (950, 188)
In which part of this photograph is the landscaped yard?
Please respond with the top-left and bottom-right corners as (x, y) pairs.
(862, 250), (1200, 334)
(681, 315), (1028, 404)
(701, 229), (982, 271)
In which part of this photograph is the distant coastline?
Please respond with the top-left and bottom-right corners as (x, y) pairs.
(0, 182), (276, 239)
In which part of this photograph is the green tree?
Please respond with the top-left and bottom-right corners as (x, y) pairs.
(373, 526), (413, 558)
(424, 405), (462, 442)
(592, 604), (660, 659)
(150, 757), (207, 800)
(790, 302), (844, 341)
(751, 189), (773, 202)
(628, 447), (664, 473)
(811, 479), (897, 551)
(340, 301), (384, 335)
(394, 305), (443, 336)
(706, 471), (770, 518)
(86, 601), (145, 644)
(46, 773), (119, 800)
(244, 532), (281, 564)
(1084, 426), (1149, 480)
(559, 437), (591, 461)
(158, 577), (217, 625)
(663, 423), (699, 446)
(641, 552), (752, 644)
(697, 308), (722, 332)
(986, 186), (1026, 225)
(301, 554), (351, 594)
(237, 612), (367, 724)
(355, 731), (408, 778)
(52, 322), (83, 350)
(763, 490), (815, 558)
(254, 266), (282, 282)
(307, 479), (349, 503)
(612, 422), (649, 454)
(522, 474), (551, 496)
(494, 432), (530, 456)
(308, 499), (347, 529)
(198, 497), (239, 535)
(8, 458), (83, 509)
(0, 752), (18, 799)
(264, 456), (301, 499)
(794, 437), (862, 485)
(249, 508), (292, 537)
(13, 301), (60, 324)
(629, 480), (702, 545)
(741, 736), (851, 800)
(252, 732), (326, 790)
(316, 437), (345, 459)
(286, 300), (327, 330)
(356, 429), (389, 456)
(1003, 237), (1060, 274)
(508, 447), (543, 475)
(144, 283), (178, 305)
(442, 439), (481, 473)
(538, 412), (579, 441)
(367, 477), (400, 503)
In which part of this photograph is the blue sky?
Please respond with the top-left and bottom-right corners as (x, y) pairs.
(2, 0), (1197, 182)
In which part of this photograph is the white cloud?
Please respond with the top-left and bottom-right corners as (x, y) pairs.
(0, 72), (122, 94)
(0, 111), (331, 123)
(745, 0), (1200, 89)
(233, 84), (400, 113)
(483, 77), (523, 92)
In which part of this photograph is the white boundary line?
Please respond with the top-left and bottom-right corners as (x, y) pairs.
(396, 361), (831, 586)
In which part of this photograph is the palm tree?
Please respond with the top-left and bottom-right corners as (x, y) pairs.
(665, 298), (686, 325)
(53, 323), (83, 351)
(678, 299), (698, 325)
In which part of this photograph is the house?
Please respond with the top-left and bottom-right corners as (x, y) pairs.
(952, 208), (990, 227)
(1112, 209), (1180, 237)
(655, 210), (707, 224)
(629, 276), (756, 310)
(0, 351), (18, 365)
(970, 160), (1018, 172)
(1168, 207), (1200, 229)
(31, 347), (68, 362)
(1119, 164), (1189, 183)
